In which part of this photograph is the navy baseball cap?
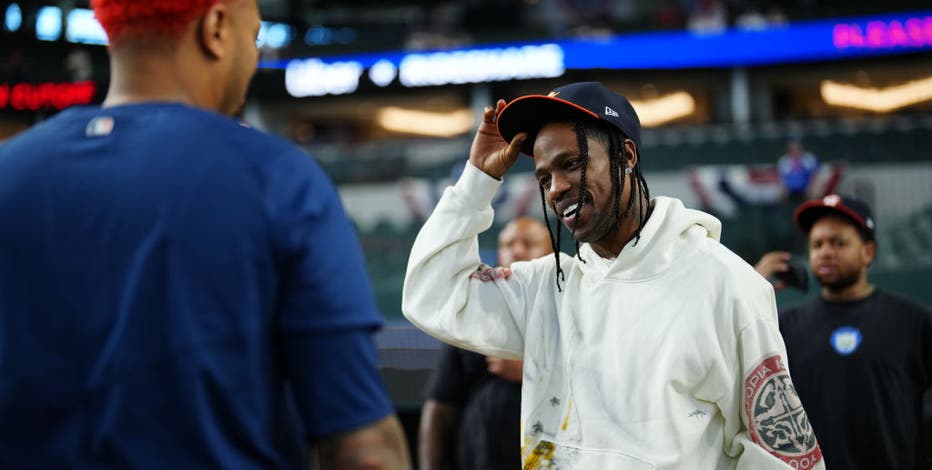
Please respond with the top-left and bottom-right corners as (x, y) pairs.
(794, 194), (876, 241)
(497, 81), (641, 157)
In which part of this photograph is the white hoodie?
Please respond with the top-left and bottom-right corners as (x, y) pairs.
(403, 163), (824, 470)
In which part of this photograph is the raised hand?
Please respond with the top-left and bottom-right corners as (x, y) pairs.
(468, 99), (527, 180)
(754, 251), (791, 291)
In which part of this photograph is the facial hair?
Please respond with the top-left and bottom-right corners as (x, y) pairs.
(816, 268), (860, 293)
(576, 205), (618, 244)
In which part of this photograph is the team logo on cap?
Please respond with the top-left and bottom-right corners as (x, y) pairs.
(822, 194), (841, 207)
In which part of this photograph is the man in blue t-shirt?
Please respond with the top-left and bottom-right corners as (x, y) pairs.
(0, 1), (410, 469)
(776, 136), (819, 199)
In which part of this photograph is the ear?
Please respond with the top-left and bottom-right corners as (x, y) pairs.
(198, 2), (231, 60)
(623, 139), (639, 171)
(863, 239), (877, 265)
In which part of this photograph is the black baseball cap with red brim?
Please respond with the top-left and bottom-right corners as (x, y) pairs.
(794, 194), (876, 240)
(496, 81), (641, 157)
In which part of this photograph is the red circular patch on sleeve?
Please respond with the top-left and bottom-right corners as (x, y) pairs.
(744, 355), (823, 469)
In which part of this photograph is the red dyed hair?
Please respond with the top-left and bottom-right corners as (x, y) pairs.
(91, 0), (222, 44)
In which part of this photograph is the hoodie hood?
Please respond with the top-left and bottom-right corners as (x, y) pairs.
(577, 196), (721, 281)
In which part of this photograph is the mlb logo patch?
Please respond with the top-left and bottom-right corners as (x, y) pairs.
(86, 116), (114, 137)
(830, 326), (862, 356)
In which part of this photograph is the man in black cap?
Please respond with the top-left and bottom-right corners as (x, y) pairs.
(403, 82), (823, 469)
(775, 194), (932, 470)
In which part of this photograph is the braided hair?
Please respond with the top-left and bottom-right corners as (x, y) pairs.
(538, 121), (651, 292)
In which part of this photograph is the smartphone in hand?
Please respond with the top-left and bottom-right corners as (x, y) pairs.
(775, 259), (809, 292)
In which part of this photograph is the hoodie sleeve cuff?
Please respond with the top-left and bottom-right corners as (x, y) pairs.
(453, 162), (502, 211)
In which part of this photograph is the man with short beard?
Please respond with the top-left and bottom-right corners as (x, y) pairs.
(777, 194), (932, 470)
(403, 82), (823, 469)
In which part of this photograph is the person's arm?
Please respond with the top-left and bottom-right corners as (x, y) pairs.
(316, 415), (410, 470)
(285, 329), (410, 470)
(417, 400), (458, 470)
(402, 101), (535, 358)
(722, 283), (825, 469)
(754, 251), (791, 292)
(270, 152), (410, 468)
(417, 346), (472, 470)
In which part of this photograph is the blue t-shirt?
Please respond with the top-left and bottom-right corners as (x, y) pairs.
(777, 152), (819, 196)
(0, 103), (392, 468)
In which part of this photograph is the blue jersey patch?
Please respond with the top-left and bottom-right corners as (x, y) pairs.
(830, 326), (862, 356)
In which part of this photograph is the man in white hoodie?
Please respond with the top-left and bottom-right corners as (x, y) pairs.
(403, 82), (824, 469)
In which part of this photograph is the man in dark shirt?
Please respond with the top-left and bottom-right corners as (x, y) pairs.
(418, 217), (551, 470)
(771, 194), (932, 470)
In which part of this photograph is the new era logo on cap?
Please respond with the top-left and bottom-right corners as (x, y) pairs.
(605, 106), (619, 118)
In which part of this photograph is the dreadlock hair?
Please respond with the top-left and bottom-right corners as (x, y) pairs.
(91, 0), (224, 45)
(539, 120), (652, 292)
